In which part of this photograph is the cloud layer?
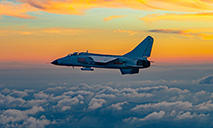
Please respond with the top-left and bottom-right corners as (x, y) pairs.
(0, 1), (38, 19)
(103, 15), (126, 22)
(140, 12), (213, 22)
(1, 0), (213, 18)
(148, 29), (213, 40)
(198, 75), (213, 84)
(1, 74), (213, 127)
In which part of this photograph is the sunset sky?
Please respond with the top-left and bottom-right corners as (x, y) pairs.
(0, 0), (213, 64)
(1, 1), (213, 128)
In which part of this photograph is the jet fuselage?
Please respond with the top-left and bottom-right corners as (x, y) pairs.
(51, 36), (154, 75)
(52, 52), (149, 69)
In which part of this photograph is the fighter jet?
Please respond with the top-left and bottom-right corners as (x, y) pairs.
(51, 36), (154, 75)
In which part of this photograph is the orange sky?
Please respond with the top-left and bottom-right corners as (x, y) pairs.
(0, 0), (213, 64)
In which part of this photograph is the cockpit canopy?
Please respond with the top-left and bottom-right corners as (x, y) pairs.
(72, 52), (78, 56)
(67, 52), (87, 57)
(67, 52), (78, 57)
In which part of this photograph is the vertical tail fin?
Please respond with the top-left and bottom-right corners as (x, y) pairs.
(123, 36), (154, 58)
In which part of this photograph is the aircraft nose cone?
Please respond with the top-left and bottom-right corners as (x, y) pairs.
(51, 59), (58, 65)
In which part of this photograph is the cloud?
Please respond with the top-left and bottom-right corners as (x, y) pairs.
(195, 100), (213, 110)
(118, 88), (153, 98)
(0, 29), (34, 36)
(96, 86), (154, 102)
(148, 29), (190, 35)
(1, 88), (10, 94)
(9, 90), (28, 98)
(124, 111), (166, 122)
(198, 33), (213, 40)
(95, 93), (116, 99)
(94, 85), (192, 104)
(124, 79), (192, 87)
(103, 15), (126, 22)
(0, 95), (25, 107)
(0, 106), (44, 125)
(77, 95), (84, 100)
(70, 83), (103, 92)
(0, 1), (38, 19)
(63, 90), (94, 98)
(148, 29), (213, 40)
(1, 0), (213, 19)
(140, 12), (213, 22)
(41, 28), (84, 35)
(24, 89), (35, 92)
(114, 29), (138, 36)
(1, 82), (213, 127)
(61, 106), (71, 111)
(175, 111), (209, 120)
(124, 110), (209, 123)
(88, 98), (106, 110)
(2, 26), (213, 40)
(131, 101), (193, 111)
(107, 101), (128, 110)
(140, 111), (166, 121)
(24, 99), (47, 108)
(56, 97), (79, 110)
(0, 27), (92, 36)
(48, 94), (70, 102)
(21, 116), (51, 128)
(16, 0), (152, 16)
(34, 91), (49, 100)
(98, 86), (119, 94)
(194, 90), (207, 96)
(136, 85), (190, 94)
(193, 90), (210, 101)
(18, 0), (100, 15)
(18, 0), (213, 15)
(198, 75), (213, 84)
(46, 86), (66, 92)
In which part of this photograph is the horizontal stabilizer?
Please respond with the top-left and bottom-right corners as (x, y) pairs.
(120, 68), (139, 75)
